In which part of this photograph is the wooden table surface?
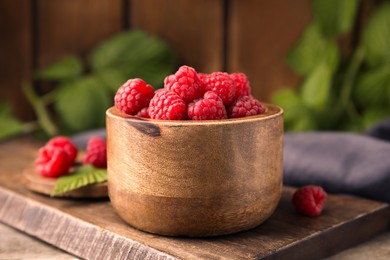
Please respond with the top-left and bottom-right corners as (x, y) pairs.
(1, 137), (390, 259)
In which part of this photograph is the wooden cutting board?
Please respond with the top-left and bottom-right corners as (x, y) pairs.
(0, 137), (389, 259)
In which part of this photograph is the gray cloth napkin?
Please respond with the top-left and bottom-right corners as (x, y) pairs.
(283, 117), (390, 203)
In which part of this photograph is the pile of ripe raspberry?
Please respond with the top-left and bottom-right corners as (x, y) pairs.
(114, 66), (265, 120)
(35, 136), (107, 177)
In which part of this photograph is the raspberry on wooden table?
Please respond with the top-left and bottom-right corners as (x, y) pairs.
(46, 136), (78, 162)
(188, 91), (227, 120)
(35, 136), (77, 177)
(83, 136), (107, 168)
(164, 65), (203, 103)
(114, 78), (154, 115)
(292, 185), (327, 217)
(228, 95), (264, 118)
(148, 89), (187, 120)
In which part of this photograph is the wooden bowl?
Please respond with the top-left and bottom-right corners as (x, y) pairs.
(106, 104), (283, 237)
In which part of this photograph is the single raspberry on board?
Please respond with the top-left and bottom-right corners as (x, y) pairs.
(35, 136), (77, 177)
(292, 185), (327, 217)
(228, 95), (264, 118)
(36, 146), (73, 177)
(82, 136), (107, 168)
(114, 78), (154, 115)
(230, 72), (251, 99)
(188, 91), (227, 120)
(202, 72), (236, 105)
(164, 65), (203, 103)
(46, 136), (78, 162)
(148, 89), (187, 120)
(136, 107), (150, 118)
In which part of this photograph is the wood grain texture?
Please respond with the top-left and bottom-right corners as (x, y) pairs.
(106, 105), (284, 236)
(36, 0), (123, 68)
(130, 0), (224, 73)
(227, 0), (313, 101)
(1, 138), (390, 259)
(0, 0), (34, 120)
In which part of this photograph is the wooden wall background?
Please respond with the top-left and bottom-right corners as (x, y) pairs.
(0, 0), (312, 121)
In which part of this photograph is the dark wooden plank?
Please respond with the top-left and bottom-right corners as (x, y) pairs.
(130, 0), (224, 73)
(0, 138), (389, 259)
(36, 0), (124, 68)
(227, 0), (312, 102)
(0, 0), (34, 120)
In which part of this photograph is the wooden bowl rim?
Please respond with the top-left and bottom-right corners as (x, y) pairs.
(106, 103), (283, 126)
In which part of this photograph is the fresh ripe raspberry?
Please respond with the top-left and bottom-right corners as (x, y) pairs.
(36, 146), (73, 177)
(188, 91), (227, 120)
(35, 137), (77, 177)
(197, 72), (207, 83)
(292, 185), (327, 217)
(148, 89), (187, 120)
(46, 136), (77, 163)
(228, 95), (264, 118)
(202, 72), (236, 105)
(136, 107), (150, 118)
(82, 136), (107, 168)
(114, 78), (154, 115)
(164, 65), (203, 103)
(230, 72), (251, 99)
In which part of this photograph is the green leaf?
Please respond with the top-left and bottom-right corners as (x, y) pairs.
(361, 2), (390, 67)
(0, 103), (24, 140)
(95, 68), (130, 93)
(89, 30), (177, 88)
(287, 23), (340, 76)
(272, 89), (318, 132)
(301, 62), (334, 111)
(313, 0), (360, 38)
(354, 66), (390, 109)
(55, 76), (111, 132)
(272, 88), (303, 124)
(52, 165), (107, 196)
(35, 56), (83, 81)
(362, 108), (390, 130)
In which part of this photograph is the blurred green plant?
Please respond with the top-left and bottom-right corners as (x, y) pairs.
(0, 30), (177, 140)
(272, 0), (390, 132)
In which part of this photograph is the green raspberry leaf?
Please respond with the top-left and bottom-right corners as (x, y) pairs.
(89, 30), (177, 89)
(301, 61), (334, 111)
(312, 0), (361, 38)
(35, 56), (83, 81)
(55, 76), (112, 132)
(287, 23), (340, 76)
(361, 2), (390, 68)
(52, 165), (107, 196)
(353, 66), (390, 109)
(0, 103), (24, 140)
(272, 88), (318, 132)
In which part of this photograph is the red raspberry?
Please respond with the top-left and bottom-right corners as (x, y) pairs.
(164, 65), (203, 103)
(114, 78), (154, 115)
(230, 72), (251, 99)
(136, 107), (150, 118)
(188, 91), (227, 120)
(148, 89), (187, 120)
(292, 185), (327, 217)
(202, 72), (236, 105)
(82, 136), (107, 168)
(46, 136), (77, 162)
(228, 95), (264, 118)
(35, 136), (77, 177)
(36, 146), (73, 177)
